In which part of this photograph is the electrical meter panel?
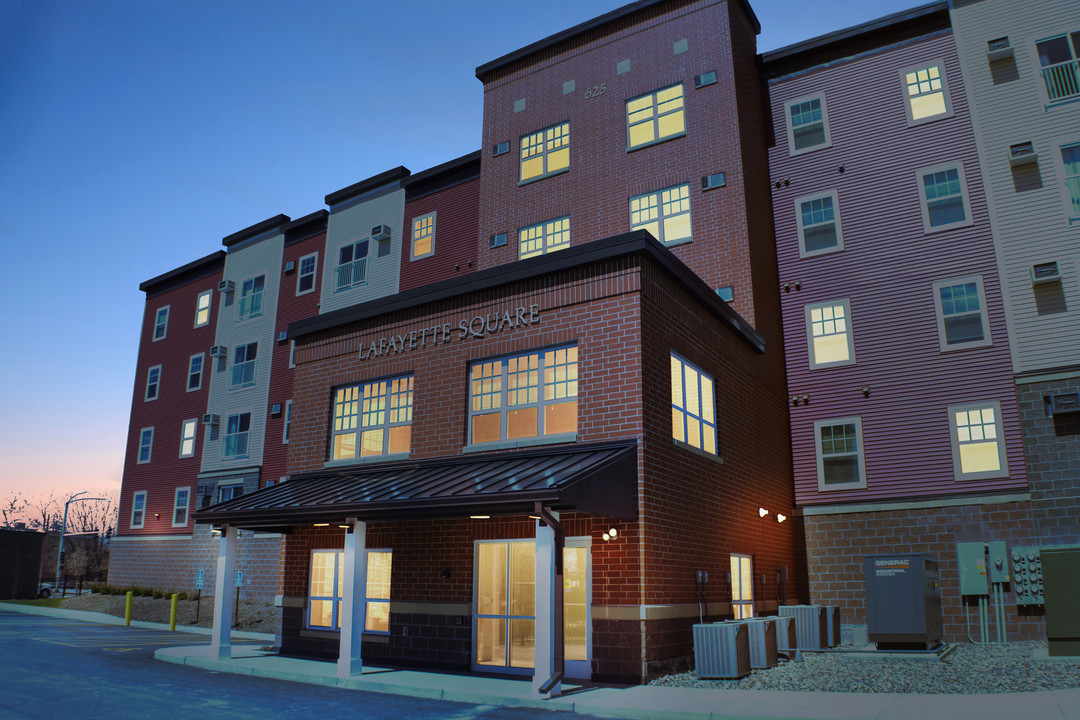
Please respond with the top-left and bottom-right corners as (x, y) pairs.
(987, 541), (1009, 583)
(1012, 546), (1044, 606)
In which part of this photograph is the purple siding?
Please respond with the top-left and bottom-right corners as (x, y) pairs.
(767, 31), (1026, 506)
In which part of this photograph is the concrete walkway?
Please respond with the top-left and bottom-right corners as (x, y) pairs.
(4, 602), (1078, 720)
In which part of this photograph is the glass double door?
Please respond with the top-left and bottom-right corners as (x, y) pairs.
(474, 539), (589, 678)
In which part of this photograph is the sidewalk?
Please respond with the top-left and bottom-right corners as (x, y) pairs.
(3, 602), (1078, 720)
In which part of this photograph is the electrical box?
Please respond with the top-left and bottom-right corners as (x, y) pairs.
(987, 541), (1009, 583)
(863, 553), (942, 649)
(1012, 545), (1045, 606)
(1042, 548), (1080, 656)
(956, 542), (988, 595)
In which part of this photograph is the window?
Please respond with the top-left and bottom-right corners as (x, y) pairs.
(187, 353), (204, 392)
(626, 83), (685, 149)
(520, 122), (569, 183)
(814, 417), (867, 490)
(670, 353), (717, 456)
(784, 94), (831, 155)
(172, 487), (190, 527)
(297, 253), (318, 295)
(469, 346), (578, 447)
(795, 191), (843, 257)
(308, 548), (393, 633)
(222, 413), (251, 459)
(933, 276), (991, 351)
(153, 306), (169, 341)
(1036, 31), (1080, 102)
(230, 342), (258, 389)
(519, 217), (570, 259)
(180, 419), (197, 458)
(283, 400), (292, 444)
(917, 163), (972, 232)
(630, 184), (691, 246)
(331, 376), (413, 461)
(948, 401), (1008, 480)
(900, 61), (952, 124)
(195, 290), (212, 328)
(1060, 142), (1080, 220)
(238, 275), (265, 320)
(137, 428), (154, 464)
(217, 483), (243, 502)
(730, 554), (753, 619)
(130, 491), (146, 529)
(336, 240), (369, 291)
(410, 213), (435, 260)
(805, 300), (856, 369)
(145, 365), (161, 402)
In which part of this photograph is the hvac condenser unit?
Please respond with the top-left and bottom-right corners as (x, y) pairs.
(772, 615), (797, 655)
(737, 618), (779, 669)
(693, 622), (750, 679)
(778, 605), (827, 650)
(823, 605), (842, 647)
(863, 553), (942, 649)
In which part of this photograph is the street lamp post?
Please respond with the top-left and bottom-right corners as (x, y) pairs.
(55, 491), (106, 595)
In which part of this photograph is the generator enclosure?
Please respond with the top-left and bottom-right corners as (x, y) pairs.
(1042, 548), (1080, 657)
(863, 553), (942, 648)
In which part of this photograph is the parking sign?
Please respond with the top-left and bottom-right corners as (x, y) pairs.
(234, 570), (243, 587)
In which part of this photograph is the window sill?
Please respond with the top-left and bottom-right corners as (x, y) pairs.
(798, 245), (844, 260)
(922, 218), (973, 234)
(324, 453), (410, 469)
(938, 338), (992, 353)
(788, 142), (833, 158)
(333, 283), (369, 294)
(809, 359), (856, 371)
(409, 251), (435, 263)
(816, 481), (867, 492)
(626, 132), (686, 154)
(518, 167), (569, 187)
(663, 237), (693, 249)
(673, 438), (723, 465)
(905, 110), (954, 128)
(464, 434), (577, 454)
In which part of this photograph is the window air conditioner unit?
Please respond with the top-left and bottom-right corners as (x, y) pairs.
(277, 330), (288, 342)
(701, 172), (726, 190)
(210, 345), (228, 358)
(270, 403), (282, 416)
(371, 224), (391, 241)
(217, 280), (235, 294)
(196, 484), (206, 497)
(986, 37), (1013, 62)
(1049, 393), (1080, 415)
(1030, 261), (1062, 285)
(1008, 142), (1037, 167)
(283, 260), (295, 273)
(202, 414), (220, 425)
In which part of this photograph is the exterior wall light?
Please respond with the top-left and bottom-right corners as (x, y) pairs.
(470, 515), (490, 519)
(602, 527), (618, 541)
(777, 514), (787, 523)
(313, 523), (330, 527)
(759, 507), (769, 518)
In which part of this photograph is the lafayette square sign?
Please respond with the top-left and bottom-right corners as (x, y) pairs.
(359, 303), (541, 361)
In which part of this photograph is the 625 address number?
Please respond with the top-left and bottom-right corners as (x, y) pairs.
(584, 84), (606, 99)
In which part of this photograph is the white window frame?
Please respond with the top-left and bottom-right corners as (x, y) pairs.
(296, 252), (318, 296)
(289, 340), (296, 369)
(187, 353), (204, 392)
(948, 400), (1008, 481)
(229, 342), (258, 389)
(730, 554), (753, 619)
(306, 548), (393, 633)
(330, 375), (414, 462)
(795, 190), (843, 258)
(626, 83), (686, 151)
(519, 216), (570, 259)
(153, 306), (169, 342)
(195, 290), (212, 328)
(237, 275), (265, 321)
(145, 365), (161, 402)
(222, 412), (251, 460)
(670, 352), (718, 457)
(932, 275), (992, 351)
(519, 121), (570, 184)
(814, 417), (868, 491)
(137, 427), (154, 465)
(1034, 31), (1080, 104)
(805, 299), (856, 369)
(130, 491), (147, 529)
(410, 212), (436, 261)
(899, 60), (953, 126)
(283, 400), (292, 444)
(784, 93), (831, 156)
(629, 184), (692, 246)
(217, 482), (244, 503)
(172, 486), (190, 528)
(1053, 138), (1080, 224)
(180, 418), (197, 458)
(916, 162), (973, 233)
(335, 240), (369, 292)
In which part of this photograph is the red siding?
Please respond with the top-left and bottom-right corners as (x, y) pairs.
(400, 178), (480, 292)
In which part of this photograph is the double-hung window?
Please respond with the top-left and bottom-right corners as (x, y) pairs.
(297, 253), (318, 295)
(130, 491), (147, 529)
(1036, 31), (1080, 102)
(784, 94), (830, 155)
(520, 122), (569, 183)
(308, 548), (393, 633)
(630, 184), (692, 246)
(238, 276), (264, 320)
(932, 275), (991, 351)
(805, 299), (855, 369)
(519, 217), (570, 259)
(153, 306), (169, 341)
(814, 417), (867, 490)
(145, 365), (161, 401)
(137, 428), (154, 464)
(917, 163), (972, 232)
(180, 419), (197, 458)
(795, 191), (843, 257)
(172, 487), (190, 527)
(670, 353), (717, 456)
(336, 240), (369, 291)
(411, 213), (435, 260)
(187, 353), (204, 392)
(195, 290), (212, 327)
(331, 376), (413, 461)
(230, 342), (257, 388)
(1060, 142), (1080, 221)
(900, 61), (952, 124)
(626, 84), (685, 149)
(948, 401), (1007, 480)
(222, 413), (251, 459)
(469, 345), (578, 447)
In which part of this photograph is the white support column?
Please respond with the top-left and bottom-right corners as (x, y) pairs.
(209, 525), (236, 660)
(337, 518), (368, 678)
(533, 512), (561, 698)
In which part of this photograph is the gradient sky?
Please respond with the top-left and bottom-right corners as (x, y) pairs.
(0, 0), (922, 498)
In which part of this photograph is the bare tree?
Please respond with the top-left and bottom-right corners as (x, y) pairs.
(63, 492), (117, 580)
(1, 491), (28, 528)
(28, 492), (59, 533)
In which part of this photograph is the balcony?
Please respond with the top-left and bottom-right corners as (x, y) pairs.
(335, 258), (368, 291)
(1042, 59), (1080, 102)
(230, 359), (256, 389)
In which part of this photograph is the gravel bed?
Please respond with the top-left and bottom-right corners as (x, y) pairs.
(650, 642), (1080, 694)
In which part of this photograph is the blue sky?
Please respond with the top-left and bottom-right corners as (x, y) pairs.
(0, 0), (921, 498)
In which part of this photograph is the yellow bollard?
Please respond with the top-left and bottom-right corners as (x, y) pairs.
(124, 591), (133, 626)
(169, 594), (178, 631)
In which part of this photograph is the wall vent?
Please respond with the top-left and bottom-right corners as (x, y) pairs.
(1049, 393), (1080, 415)
(1031, 261), (1061, 285)
(986, 37), (1013, 62)
(1008, 141), (1037, 167)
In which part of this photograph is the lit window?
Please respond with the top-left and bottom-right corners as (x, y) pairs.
(670, 353), (717, 456)
(195, 290), (212, 328)
(1060, 143), (1080, 220)
(520, 122), (569, 183)
(238, 275), (265, 320)
(297, 252), (318, 295)
(187, 353), (204, 392)
(172, 487), (190, 527)
(932, 276), (991, 351)
(901, 62), (951, 124)
(130, 491), (146, 529)
(137, 428), (154, 464)
(917, 163), (972, 232)
(180, 419), (197, 458)
(948, 401), (1008, 480)
(230, 342), (258, 389)
(308, 549), (393, 633)
(814, 417), (867, 490)
(630, 184), (691, 246)
(411, 213), (435, 260)
(805, 300), (855, 369)
(1036, 31), (1080, 102)
(730, 554), (753, 619)
(336, 240), (369, 291)
(519, 217), (570, 259)
(283, 399), (292, 444)
(153, 306), (169, 341)
(145, 365), (161, 402)
(468, 346), (578, 446)
(222, 413), (250, 459)
(784, 94), (830, 155)
(331, 376), (413, 461)
(795, 191), (843, 257)
(626, 84), (685, 149)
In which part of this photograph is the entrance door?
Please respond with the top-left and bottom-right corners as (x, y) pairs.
(473, 538), (591, 678)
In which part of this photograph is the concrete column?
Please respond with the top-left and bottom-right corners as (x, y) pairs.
(532, 511), (561, 698)
(209, 525), (236, 660)
(337, 518), (368, 678)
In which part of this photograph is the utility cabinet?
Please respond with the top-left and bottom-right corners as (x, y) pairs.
(863, 553), (942, 649)
(1041, 548), (1080, 657)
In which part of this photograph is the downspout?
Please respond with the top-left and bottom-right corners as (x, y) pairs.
(536, 502), (565, 695)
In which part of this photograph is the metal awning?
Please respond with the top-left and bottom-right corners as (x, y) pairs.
(192, 440), (637, 531)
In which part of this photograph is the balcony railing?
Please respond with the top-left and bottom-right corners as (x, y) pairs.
(238, 292), (263, 320)
(1066, 177), (1080, 219)
(230, 359), (256, 388)
(335, 258), (368, 291)
(1042, 60), (1080, 102)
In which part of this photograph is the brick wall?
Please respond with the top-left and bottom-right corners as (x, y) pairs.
(1018, 376), (1080, 544)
